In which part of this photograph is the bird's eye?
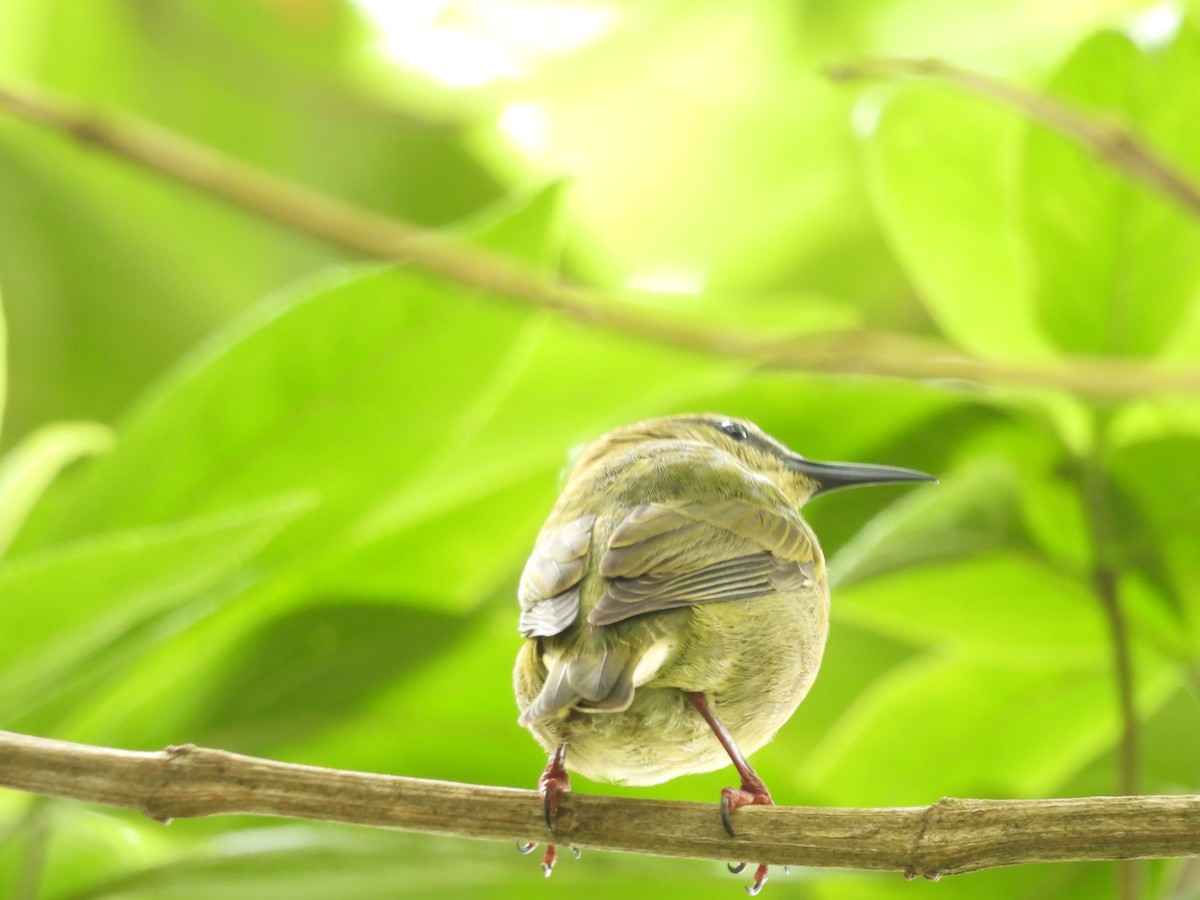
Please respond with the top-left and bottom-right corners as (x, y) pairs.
(719, 421), (748, 441)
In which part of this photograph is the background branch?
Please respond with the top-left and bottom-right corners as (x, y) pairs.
(0, 730), (1197, 881)
(2, 80), (1200, 400)
(826, 56), (1200, 220)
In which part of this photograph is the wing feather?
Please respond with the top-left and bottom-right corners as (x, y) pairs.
(517, 514), (596, 638)
(589, 500), (816, 627)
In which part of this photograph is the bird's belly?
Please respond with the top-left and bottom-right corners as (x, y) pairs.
(557, 589), (829, 786)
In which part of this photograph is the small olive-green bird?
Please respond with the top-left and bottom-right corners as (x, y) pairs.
(513, 414), (934, 894)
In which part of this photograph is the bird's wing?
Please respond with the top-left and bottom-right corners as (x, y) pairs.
(589, 499), (816, 627)
(517, 514), (596, 638)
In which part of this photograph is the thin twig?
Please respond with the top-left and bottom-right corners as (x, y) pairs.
(2, 79), (1200, 399)
(1081, 410), (1140, 900)
(826, 56), (1200, 220)
(0, 730), (1197, 879)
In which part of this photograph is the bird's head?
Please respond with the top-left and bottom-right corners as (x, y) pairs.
(577, 413), (935, 507)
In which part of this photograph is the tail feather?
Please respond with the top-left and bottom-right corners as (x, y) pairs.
(519, 647), (635, 726)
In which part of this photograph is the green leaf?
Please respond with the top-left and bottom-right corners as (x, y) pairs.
(0, 495), (309, 732)
(455, 178), (572, 270)
(834, 553), (1108, 665)
(1108, 434), (1200, 653)
(1022, 25), (1200, 356)
(802, 650), (1178, 805)
(14, 266), (740, 608)
(0, 282), (6, 443)
(0, 421), (113, 557)
(38, 822), (724, 900)
(862, 85), (1048, 358)
(829, 457), (1023, 590)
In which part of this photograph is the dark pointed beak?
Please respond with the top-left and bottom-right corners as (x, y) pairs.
(785, 456), (937, 496)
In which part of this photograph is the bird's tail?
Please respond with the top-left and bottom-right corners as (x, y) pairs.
(518, 646), (635, 726)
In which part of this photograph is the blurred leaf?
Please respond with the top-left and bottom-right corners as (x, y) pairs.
(0, 421), (113, 557)
(809, 857), (1113, 900)
(830, 457), (1023, 589)
(803, 650), (1178, 806)
(1108, 434), (1200, 652)
(835, 552), (1108, 664)
(0, 0), (504, 448)
(0, 495), (309, 733)
(455, 178), (572, 270)
(862, 85), (1048, 358)
(45, 822), (731, 900)
(0, 284), (6, 441)
(15, 264), (742, 609)
(1022, 25), (1200, 356)
(185, 602), (469, 755)
(281, 600), (527, 782)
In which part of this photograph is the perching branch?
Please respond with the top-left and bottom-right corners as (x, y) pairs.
(0, 730), (1197, 880)
(3, 80), (1200, 400)
(826, 56), (1200, 221)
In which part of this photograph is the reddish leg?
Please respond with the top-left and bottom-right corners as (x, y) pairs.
(525, 742), (571, 876)
(539, 741), (570, 830)
(687, 691), (773, 896)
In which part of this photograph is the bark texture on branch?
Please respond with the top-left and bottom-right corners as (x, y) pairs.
(0, 730), (1196, 880)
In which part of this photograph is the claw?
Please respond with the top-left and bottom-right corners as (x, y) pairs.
(542, 844), (558, 877)
(571, 846), (582, 859)
(721, 792), (736, 837)
(745, 863), (769, 896)
(538, 743), (571, 832)
(719, 782), (773, 837)
(517, 841), (536, 855)
(728, 862), (747, 874)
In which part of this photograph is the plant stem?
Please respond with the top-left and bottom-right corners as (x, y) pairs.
(2, 80), (1200, 399)
(1082, 411), (1140, 900)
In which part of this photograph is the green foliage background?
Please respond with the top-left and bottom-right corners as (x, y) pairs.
(2, 1), (1200, 898)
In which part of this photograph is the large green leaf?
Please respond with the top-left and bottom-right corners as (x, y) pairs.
(802, 650), (1178, 806)
(1108, 435), (1200, 654)
(829, 456), (1025, 590)
(834, 553), (1108, 665)
(0, 496), (308, 734)
(14, 265), (742, 603)
(1022, 25), (1200, 356)
(0, 0), (505, 448)
(862, 85), (1048, 358)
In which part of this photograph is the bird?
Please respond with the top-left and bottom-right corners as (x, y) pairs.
(513, 413), (935, 894)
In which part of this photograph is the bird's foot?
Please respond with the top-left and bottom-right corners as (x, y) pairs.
(727, 862), (772, 895)
(721, 775), (773, 894)
(516, 841), (580, 877)
(539, 757), (571, 831)
(525, 745), (573, 878)
(719, 776), (773, 837)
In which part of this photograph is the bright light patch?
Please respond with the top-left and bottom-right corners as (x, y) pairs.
(1130, 2), (1182, 50)
(851, 93), (886, 140)
(471, 2), (617, 55)
(626, 266), (707, 296)
(353, 0), (618, 88)
(499, 102), (548, 155)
